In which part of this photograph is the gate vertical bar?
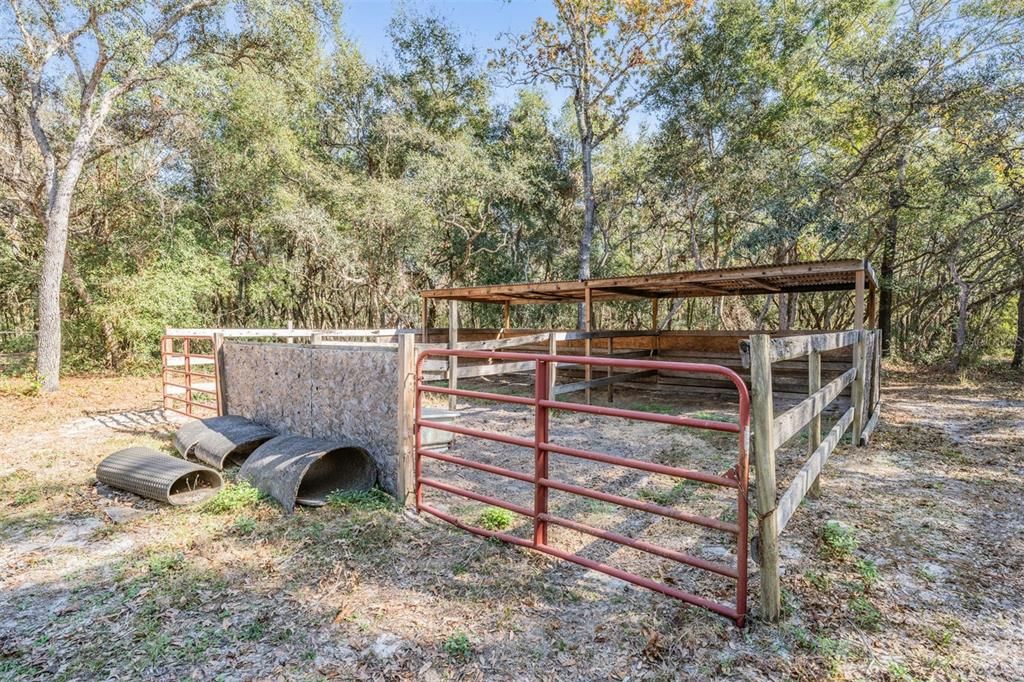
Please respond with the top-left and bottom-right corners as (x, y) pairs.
(184, 337), (193, 418)
(750, 334), (780, 621)
(533, 359), (550, 546)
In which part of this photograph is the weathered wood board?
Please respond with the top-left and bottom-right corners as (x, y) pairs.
(222, 342), (402, 494)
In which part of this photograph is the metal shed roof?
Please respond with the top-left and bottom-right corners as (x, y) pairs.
(421, 259), (876, 304)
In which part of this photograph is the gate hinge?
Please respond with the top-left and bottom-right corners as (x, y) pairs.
(722, 466), (739, 481)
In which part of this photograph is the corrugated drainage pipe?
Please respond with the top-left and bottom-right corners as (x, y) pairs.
(239, 435), (376, 512)
(173, 415), (277, 470)
(96, 447), (223, 505)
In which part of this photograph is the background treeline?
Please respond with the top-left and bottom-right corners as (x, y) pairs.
(2, 0), (1022, 373)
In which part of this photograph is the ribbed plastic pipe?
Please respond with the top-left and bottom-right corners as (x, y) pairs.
(173, 415), (277, 470)
(239, 435), (376, 512)
(96, 447), (223, 505)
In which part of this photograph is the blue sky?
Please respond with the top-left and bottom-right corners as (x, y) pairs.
(342, 1), (563, 110)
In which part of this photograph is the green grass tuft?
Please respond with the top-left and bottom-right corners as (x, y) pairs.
(476, 507), (514, 531)
(325, 487), (395, 511)
(202, 481), (263, 514)
(819, 520), (857, 560)
(443, 630), (472, 661)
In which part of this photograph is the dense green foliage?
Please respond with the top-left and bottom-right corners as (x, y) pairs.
(2, 0), (1022, 371)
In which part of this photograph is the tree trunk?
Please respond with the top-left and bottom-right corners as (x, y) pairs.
(1012, 280), (1024, 369)
(949, 256), (970, 371)
(879, 154), (907, 357)
(35, 153), (88, 391)
(36, 204), (72, 391)
(577, 133), (596, 329)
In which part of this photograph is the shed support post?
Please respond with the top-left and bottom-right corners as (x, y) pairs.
(502, 302), (510, 336)
(421, 297), (429, 344)
(584, 287), (592, 405)
(548, 332), (557, 397)
(395, 333), (417, 506)
(448, 300), (459, 411)
(750, 333), (781, 621)
(854, 270), (865, 331)
(807, 349), (822, 497)
(606, 337), (614, 403)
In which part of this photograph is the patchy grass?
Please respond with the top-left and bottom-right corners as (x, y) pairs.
(201, 481), (263, 514)
(819, 520), (858, 560)
(325, 486), (395, 511)
(0, 371), (1022, 680)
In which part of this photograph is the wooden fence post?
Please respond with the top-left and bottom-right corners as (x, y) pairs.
(807, 349), (822, 497)
(606, 336), (614, 403)
(448, 300), (458, 411)
(750, 333), (781, 621)
(548, 332), (557, 397)
(212, 333), (226, 416)
(852, 331), (867, 445)
(395, 333), (417, 507)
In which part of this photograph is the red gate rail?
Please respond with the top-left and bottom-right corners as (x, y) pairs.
(414, 349), (751, 626)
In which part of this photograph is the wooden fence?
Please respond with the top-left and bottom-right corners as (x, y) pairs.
(744, 329), (882, 620)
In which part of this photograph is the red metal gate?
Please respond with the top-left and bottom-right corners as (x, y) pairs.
(414, 350), (752, 626)
(161, 335), (221, 418)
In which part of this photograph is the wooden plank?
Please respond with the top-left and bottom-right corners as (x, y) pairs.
(166, 327), (412, 338)
(448, 301), (458, 410)
(454, 332), (553, 351)
(807, 350), (822, 497)
(772, 367), (856, 449)
(750, 334), (781, 621)
(456, 360), (537, 378)
(395, 333), (417, 506)
(552, 370), (658, 396)
(777, 407), (854, 533)
(739, 330), (861, 366)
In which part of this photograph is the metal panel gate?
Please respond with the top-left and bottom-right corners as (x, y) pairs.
(414, 350), (752, 626)
(160, 335), (221, 418)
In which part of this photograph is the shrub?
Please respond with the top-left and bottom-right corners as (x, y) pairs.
(476, 507), (513, 531)
(443, 631), (471, 661)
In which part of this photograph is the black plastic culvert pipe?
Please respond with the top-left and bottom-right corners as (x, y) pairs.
(96, 447), (223, 505)
(239, 435), (376, 512)
(173, 415), (277, 470)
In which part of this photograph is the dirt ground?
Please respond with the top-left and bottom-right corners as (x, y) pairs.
(1, 367), (1022, 680)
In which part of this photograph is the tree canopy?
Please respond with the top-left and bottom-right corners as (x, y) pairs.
(1, 0), (1022, 378)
